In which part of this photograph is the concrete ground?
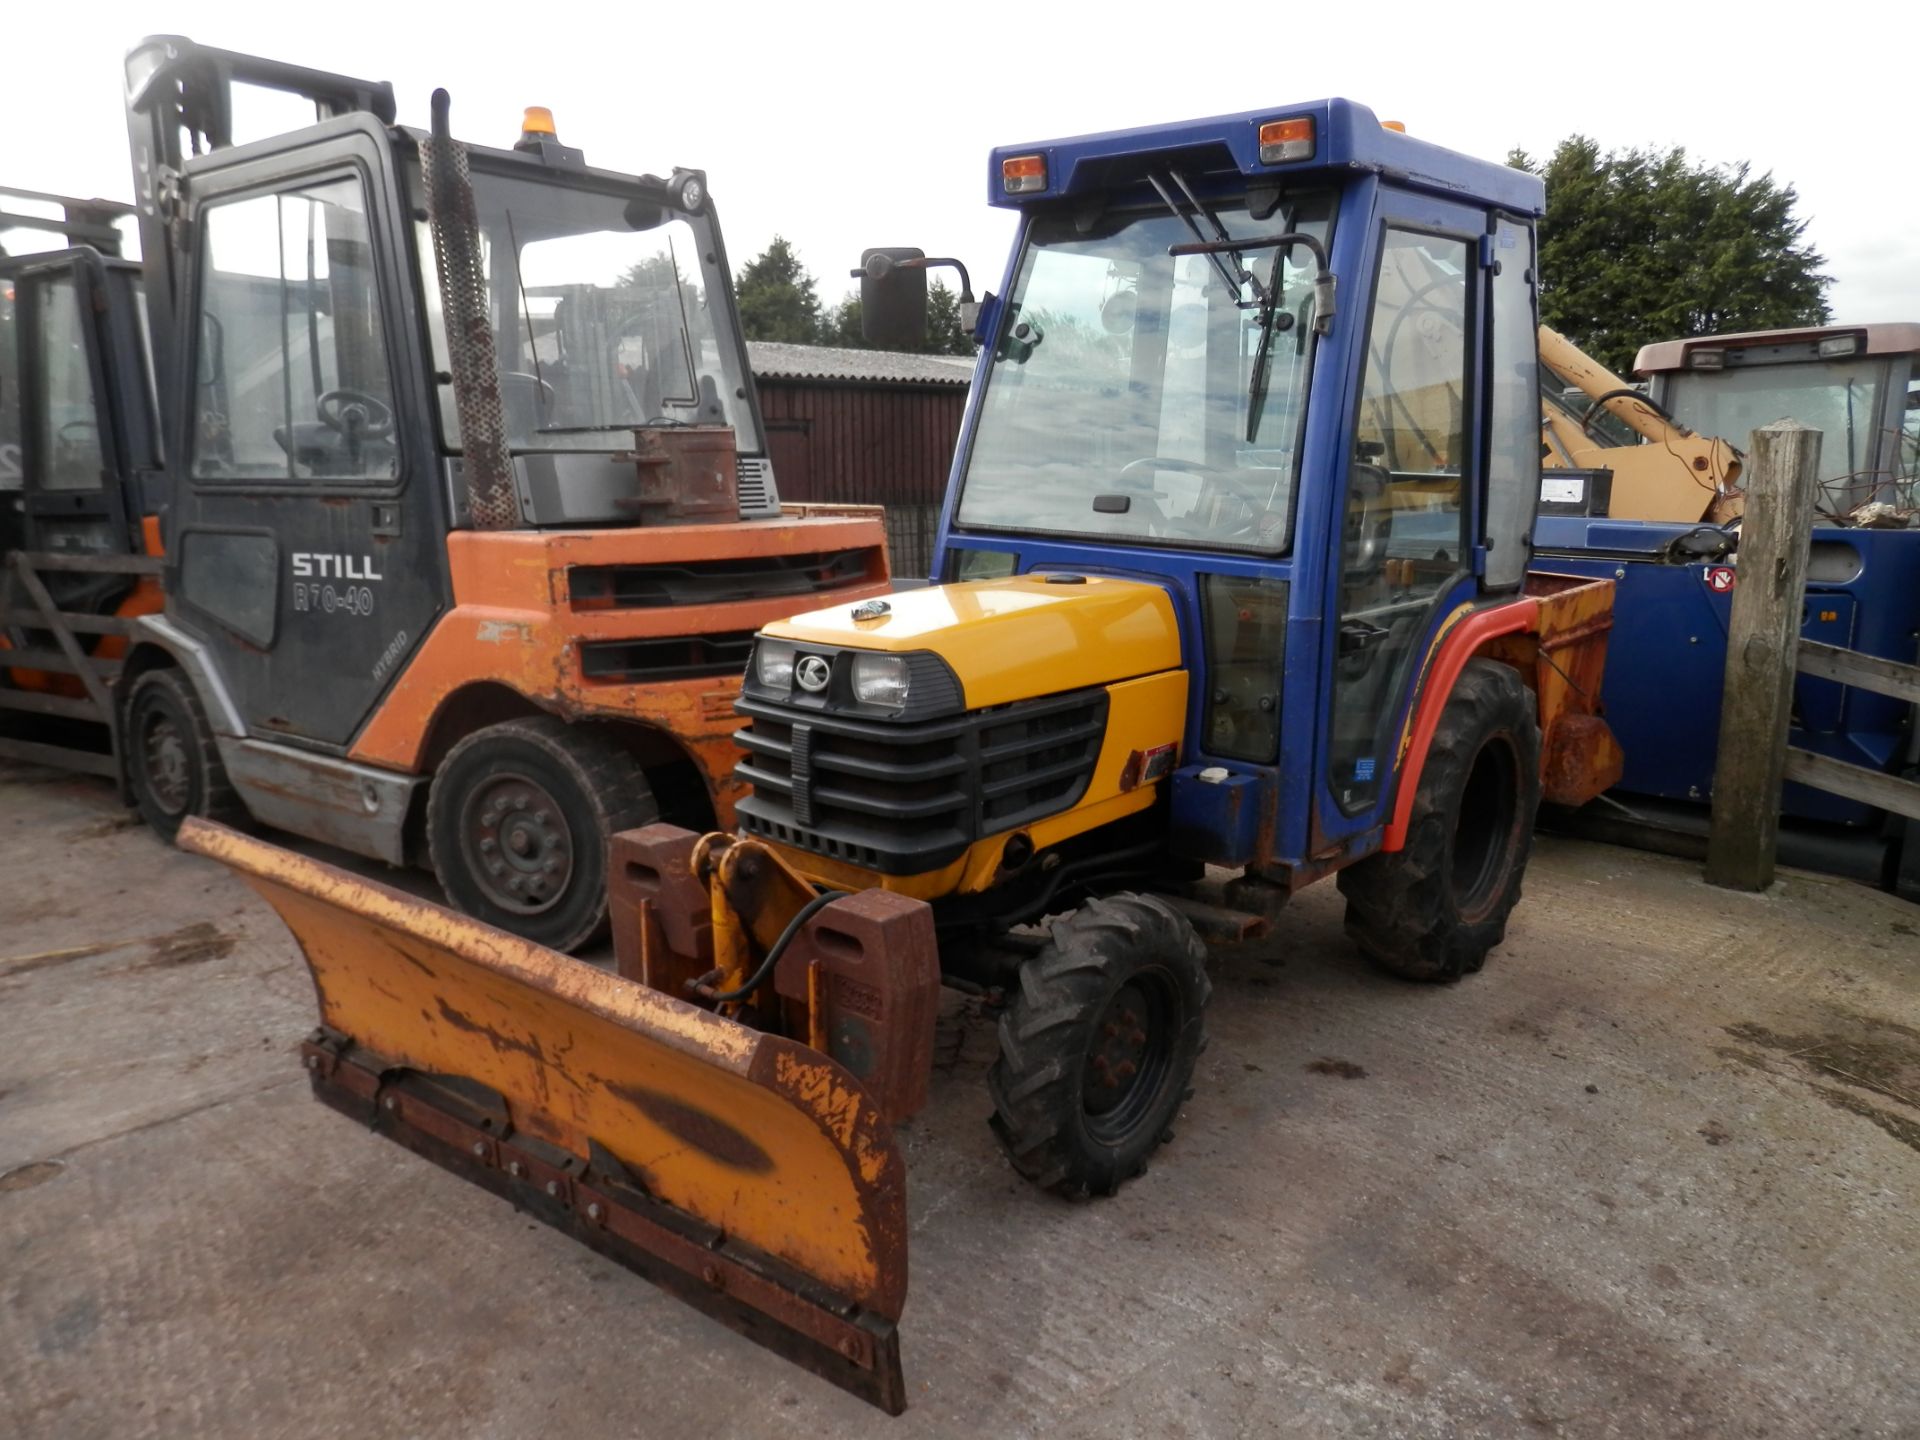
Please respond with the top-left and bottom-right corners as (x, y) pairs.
(2, 761), (1916, 1440)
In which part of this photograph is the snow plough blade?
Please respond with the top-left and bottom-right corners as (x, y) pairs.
(178, 819), (909, 1413)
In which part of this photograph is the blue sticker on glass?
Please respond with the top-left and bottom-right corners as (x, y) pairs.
(1354, 757), (1375, 782)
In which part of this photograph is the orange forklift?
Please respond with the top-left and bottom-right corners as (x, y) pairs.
(0, 38), (890, 949)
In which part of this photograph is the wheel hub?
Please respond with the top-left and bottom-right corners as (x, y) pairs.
(463, 773), (571, 914)
(1082, 978), (1171, 1138)
(142, 714), (190, 815)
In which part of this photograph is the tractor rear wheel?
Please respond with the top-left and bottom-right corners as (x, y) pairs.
(124, 667), (241, 841)
(988, 894), (1210, 1196)
(1339, 658), (1541, 981)
(427, 717), (657, 953)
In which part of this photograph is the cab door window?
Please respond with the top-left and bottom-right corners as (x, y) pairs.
(1327, 228), (1473, 811)
(191, 176), (397, 483)
(33, 273), (108, 491)
(1483, 218), (1538, 590)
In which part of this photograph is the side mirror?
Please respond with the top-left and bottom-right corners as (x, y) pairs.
(855, 248), (928, 348)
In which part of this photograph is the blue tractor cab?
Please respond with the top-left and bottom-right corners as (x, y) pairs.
(720, 98), (1621, 1200)
(886, 101), (1582, 863)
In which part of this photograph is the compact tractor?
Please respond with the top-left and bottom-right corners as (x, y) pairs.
(187, 100), (1622, 1410)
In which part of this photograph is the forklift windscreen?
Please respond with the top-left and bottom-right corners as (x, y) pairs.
(956, 194), (1333, 553)
(420, 168), (760, 455)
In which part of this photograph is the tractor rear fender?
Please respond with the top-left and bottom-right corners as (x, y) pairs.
(177, 818), (910, 1412)
(1382, 573), (1621, 852)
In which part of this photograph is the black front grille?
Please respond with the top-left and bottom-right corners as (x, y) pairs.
(569, 548), (875, 610)
(580, 631), (755, 683)
(734, 688), (1109, 874)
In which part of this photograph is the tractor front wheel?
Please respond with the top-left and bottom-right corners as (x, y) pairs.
(988, 894), (1210, 1196)
(1339, 657), (1541, 981)
(427, 717), (657, 953)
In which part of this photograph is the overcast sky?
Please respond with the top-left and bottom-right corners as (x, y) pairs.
(8, 1), (1916, 327)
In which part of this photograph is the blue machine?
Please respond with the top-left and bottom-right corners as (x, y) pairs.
(1534, 324), (1920, 894)
(726, 98), (1623, 1222)
(919, 101), (1554, 868)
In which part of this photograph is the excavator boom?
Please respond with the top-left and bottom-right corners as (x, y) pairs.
(1539, 325), (1743, 522)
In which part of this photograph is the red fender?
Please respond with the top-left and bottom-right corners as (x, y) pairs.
(1379, 598), (1540, 852)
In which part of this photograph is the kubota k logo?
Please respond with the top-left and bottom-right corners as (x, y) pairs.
(795, 655), (831, 692)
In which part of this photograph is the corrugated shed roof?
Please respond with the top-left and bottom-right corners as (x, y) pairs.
(747, 341), (974, 387)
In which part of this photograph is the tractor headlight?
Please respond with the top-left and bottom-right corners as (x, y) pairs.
(850, 653), (910, 709)
(755, 640), (797, 689)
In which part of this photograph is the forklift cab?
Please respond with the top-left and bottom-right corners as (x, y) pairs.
(123, 38), (779, 749)
(0, 191), (158, 614)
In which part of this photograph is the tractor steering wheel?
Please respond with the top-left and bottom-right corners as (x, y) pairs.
(1117, 454), (1279, 509)
(316, 389), (395, 440)
(501, 371), (558, 403)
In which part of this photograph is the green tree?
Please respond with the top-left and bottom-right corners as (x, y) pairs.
(821, 292), (865, 348)
(1511, 138), (1831, 374)
(820, 279), (974, 356)
(734, 236), (821, 343)
(923, 281), (973, 357)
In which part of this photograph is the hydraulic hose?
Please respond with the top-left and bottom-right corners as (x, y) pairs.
(702, 889), (843, 1004)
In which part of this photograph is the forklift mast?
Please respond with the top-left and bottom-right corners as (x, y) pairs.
(0, 187), (133, 260)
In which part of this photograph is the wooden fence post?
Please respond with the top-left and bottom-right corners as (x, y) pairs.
(1705, 419), (1823, 890)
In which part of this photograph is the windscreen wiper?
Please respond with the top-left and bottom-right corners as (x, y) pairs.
(1168, 232), (1336, 444)
(1148, 170), (1267, 306)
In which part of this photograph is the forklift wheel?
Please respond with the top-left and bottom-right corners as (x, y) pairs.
(427, 717), (657, 954)
(124, 667), (241, 841)
(988, 894), (1210, 1197)
(1339, 658), (1542, 982)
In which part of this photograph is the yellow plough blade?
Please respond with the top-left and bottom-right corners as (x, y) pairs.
(178, 819), (908, 1412)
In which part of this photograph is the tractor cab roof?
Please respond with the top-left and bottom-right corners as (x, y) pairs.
(988, 98), (1543, 217)
(1635, 323), (1920, 375)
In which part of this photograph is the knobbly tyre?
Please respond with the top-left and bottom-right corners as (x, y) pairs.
(2, 38), (891, 952)
(185, 100), (1624, 1412)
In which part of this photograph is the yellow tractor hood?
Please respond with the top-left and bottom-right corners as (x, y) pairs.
(764, 575), (1182, 709)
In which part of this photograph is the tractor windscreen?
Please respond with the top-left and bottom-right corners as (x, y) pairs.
(956, 193), (1334, 553)
(419, 168), (760, 454)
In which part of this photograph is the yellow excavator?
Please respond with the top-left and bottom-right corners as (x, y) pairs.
(1539, 326), (1742, 523)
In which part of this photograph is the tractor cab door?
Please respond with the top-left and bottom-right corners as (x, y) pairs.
(1318, 194), (1539, 830)
(167, 123), (445, 748)
(0, 249), (145, 612)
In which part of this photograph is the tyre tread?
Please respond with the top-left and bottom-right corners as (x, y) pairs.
(988, 893), (1210, 1197)
(1338, 658), (1541, 982)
